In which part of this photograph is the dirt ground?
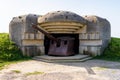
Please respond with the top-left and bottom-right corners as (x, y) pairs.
(0, 59), (120, 80)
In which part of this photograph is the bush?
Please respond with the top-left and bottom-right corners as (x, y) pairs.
(0, 33), (29, 61)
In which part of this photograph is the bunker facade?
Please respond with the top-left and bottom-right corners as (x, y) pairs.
(9, 11), (111, 57)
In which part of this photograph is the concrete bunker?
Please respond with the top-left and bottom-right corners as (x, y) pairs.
(9, 11), (111, 57)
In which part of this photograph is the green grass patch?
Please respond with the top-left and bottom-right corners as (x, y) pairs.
(0, 61), (10, 70)
(11, 70), (21, 73)
(0, 59), (31, 70)
(0, 33), (31, 70)
(25, 71), (44, 76)
(95, 37), (120, 62)
(93, 67), (108, 71)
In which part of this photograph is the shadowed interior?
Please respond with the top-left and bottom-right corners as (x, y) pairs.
(44, 34), (79, 55)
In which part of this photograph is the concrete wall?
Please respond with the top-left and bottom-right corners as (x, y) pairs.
(21, 33), (45, 56)
(79, 32), (101, 56)
(9, 14), (45, 56)
(80, 15), (111, 56)
(9, 15), (26, 46)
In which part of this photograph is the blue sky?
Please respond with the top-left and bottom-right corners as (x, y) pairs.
(0, 0), (120, 37)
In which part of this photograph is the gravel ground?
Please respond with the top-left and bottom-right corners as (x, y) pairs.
(0, 59), (120, 80)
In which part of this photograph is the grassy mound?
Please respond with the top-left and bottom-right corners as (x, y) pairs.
(95, 37), (120, 61)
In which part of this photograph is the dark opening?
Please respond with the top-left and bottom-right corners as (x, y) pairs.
(51, 40), (54, 44)
(56, 43), (61, 47)
(44, 34), (79, 55)
(65, 16), (68, 19)
(64, 40), (67, 45)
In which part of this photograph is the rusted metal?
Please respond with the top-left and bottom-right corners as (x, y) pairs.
(48, 37), (75, 56)
(32, 23), (75, 56)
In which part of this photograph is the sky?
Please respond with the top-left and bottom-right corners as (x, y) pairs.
(0, 0), (120, 37)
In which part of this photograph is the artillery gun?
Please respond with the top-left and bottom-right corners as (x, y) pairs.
(32, 23), (75, 56)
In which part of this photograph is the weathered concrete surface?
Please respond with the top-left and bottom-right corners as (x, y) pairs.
(9, 14), (39, 45)
(38, 11), (86, 24)
(0, 59), (120, 80)
(9, 14), (45, 56)
(83, 15), (111, 54)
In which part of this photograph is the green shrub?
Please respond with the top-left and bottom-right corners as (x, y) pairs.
(0, 33), (30, 61)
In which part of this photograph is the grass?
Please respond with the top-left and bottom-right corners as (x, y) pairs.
(25, 71), (44, 76)
(0, 58), (31, 70)
(95, 37), (120, 62)
(0, 61), (10, 70)
(11, 70), (21, 73)
(93, 66), (108, 71)
(0, 33), (31, 70)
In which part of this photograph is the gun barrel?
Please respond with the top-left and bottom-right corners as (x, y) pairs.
(32, 23), (58, 43)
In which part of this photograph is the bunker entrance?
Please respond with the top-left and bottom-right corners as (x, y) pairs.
(44, 34), (79, 56)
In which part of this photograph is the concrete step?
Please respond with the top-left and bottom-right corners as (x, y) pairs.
(33, 54), (93, 62)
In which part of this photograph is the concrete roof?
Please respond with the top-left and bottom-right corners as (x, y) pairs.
(38, 11), (86, 24)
